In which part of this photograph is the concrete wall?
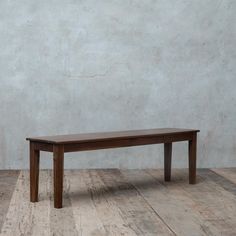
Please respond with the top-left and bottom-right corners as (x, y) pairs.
(0, 0), (235, 169)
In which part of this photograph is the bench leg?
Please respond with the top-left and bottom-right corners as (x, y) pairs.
(30, 142), (40, 202)
(53, 144), (64, 208)
(164, 143), (172, 181)
(189, 134), (197, 184)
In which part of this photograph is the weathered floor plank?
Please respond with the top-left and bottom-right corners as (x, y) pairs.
(197, 169), (236, 233)
(211, 168), (236, 185)
(50, 170), (78, 236)
(1, 169), (236, 236)
(0, 171), (19, 232)
(76, 169), (138, 236)
(0, 170), (51, 236)
(98, 169), (174, 236)
(31, 170), (51, 236)
(148, 169), (236, 236)
(67, 170), (108, 236)
(122, 169), (212, 236)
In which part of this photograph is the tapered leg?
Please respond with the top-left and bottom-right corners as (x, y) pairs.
(164, 143), (172, 181)
(30, 142), (40, 202)
(189, 133), (197, 184)
(53, 144), (64, 208)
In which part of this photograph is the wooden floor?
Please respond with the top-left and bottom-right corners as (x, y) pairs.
(1, 169), (236, 235)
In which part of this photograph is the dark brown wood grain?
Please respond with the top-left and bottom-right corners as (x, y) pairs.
(164, 143), (172, 182)
(189, 133), (197, 184)
(30, 142), (40, 202)
(26, 128), (199, 144)
(27, 128), (199, 208)
(53, 145), (64, 208)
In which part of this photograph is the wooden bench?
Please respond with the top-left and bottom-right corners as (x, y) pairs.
(26, 128), (199, 208)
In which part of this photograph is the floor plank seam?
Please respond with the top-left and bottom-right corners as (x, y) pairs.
(206, 169), (236, 196)
(119, 170), (177, 236)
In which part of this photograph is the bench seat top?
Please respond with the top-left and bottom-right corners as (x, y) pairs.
(26, 128), (199, 144)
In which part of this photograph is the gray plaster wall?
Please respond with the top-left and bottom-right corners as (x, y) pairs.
(0, 0), (236, 169)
